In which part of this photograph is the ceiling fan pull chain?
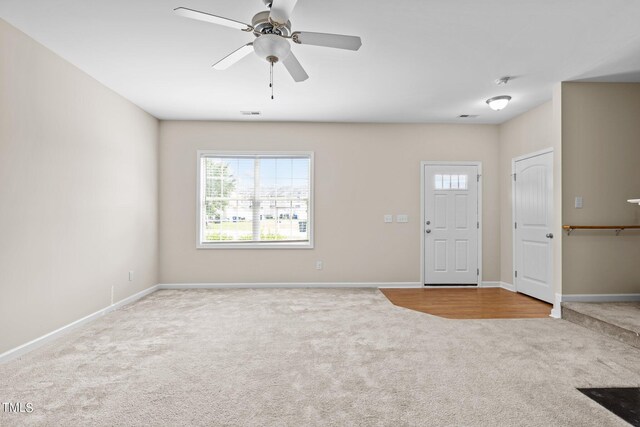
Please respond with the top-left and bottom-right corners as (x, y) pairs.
(270, 61), (275, 100)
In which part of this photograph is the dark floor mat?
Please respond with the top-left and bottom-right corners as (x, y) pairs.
(578, 387), (640, 426)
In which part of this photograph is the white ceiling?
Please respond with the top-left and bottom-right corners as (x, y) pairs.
(2, 0), (640, 124)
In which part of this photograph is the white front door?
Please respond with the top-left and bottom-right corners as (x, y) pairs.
(424, 165), (479, 285)
(514, 151), (554, 303)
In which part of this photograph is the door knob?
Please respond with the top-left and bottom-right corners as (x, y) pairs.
(546, 233), (554, 239)
(426, 229), (432, 234)
(426, 221), (431, 225)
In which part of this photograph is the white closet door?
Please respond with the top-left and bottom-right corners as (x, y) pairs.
(514, 151), (554, 303)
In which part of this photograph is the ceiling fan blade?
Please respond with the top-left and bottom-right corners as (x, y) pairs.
(269, 0), (298, 25)
(213, 43), (254, 70)
(292, 31), (362, 51)
(174, 7), (253, 32)
(282, 52), (309, 82)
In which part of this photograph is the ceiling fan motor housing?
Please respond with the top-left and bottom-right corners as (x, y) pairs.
(253, 34), (291, 63)
(252, 11), (291, 36)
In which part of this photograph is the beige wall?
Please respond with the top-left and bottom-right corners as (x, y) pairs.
(159, 121), (500, 284)
(0, 19), (159, 354)
(561, 82), (640, 295)
(498, 101), (554, 284)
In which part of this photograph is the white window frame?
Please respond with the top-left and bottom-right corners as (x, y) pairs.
(196, 150), (314, 249)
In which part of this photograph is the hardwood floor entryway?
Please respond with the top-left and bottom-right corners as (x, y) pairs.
(380, 288), (552, 319)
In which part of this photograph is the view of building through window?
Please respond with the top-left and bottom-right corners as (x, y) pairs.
(199, 154), (311, 244)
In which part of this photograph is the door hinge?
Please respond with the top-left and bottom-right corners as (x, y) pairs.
(514, 222), (517, 229)
(515, 271), (518, 278)
(513, 173), (517, 181)
(477, 221), (480, 229)
(477, 174), (480, 182)
(477, 268), (480, 276)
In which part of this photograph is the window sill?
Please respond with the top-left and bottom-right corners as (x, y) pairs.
(197, 241), (314, 250)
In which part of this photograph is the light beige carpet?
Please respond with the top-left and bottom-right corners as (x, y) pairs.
(1, 289), (639, 426)
(563, 302), (640, 334)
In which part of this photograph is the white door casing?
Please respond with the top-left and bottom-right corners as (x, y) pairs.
(423, 164), (479, 285)
(513, 150), (554, 303)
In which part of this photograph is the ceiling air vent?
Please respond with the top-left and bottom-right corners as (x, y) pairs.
(241, 111), (261, 116)
(458, 114), (479, 119)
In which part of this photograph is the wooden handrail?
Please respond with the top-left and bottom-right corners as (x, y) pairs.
(563, 225), (640, 235)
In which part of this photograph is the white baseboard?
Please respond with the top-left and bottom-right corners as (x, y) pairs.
(158, 282), (422, 290)
(159, 282), (520, 291)
(479, 281), (516, 292)
(551, 293), (562, 318)
(0, 285), (158, 365)
(561, 293), (640, 303)
(377, 282), (423, 288)
(479, 281), (500, 288)
(500, 282), (517, 292)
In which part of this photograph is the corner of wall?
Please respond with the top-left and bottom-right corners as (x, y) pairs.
(552, 83), (563, 298)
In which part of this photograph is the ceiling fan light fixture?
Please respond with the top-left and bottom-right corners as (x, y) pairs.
(253, 33), (291, 63)
(486, 95), (512, 111)
(175, 1), (362, 91)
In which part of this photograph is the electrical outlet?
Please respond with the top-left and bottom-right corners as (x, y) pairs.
(396, 214), (409, 223)
(575, 196), (583, 209)
(384, 214), (393, 223)
(316, 261), (323, 270)
(128, 271), (134, 282)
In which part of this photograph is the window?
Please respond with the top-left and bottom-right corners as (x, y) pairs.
(197, 151), (313, 248)
(434, 174), (468, 190)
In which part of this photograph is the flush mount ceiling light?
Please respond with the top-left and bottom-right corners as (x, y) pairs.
(486, 95), (512, 111)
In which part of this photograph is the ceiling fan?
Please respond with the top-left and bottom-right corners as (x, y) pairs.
(174, 0), (362, 85)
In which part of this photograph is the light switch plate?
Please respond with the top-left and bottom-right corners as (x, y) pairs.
(396, 214), (409, 223)
(575, 196), (583, 209)
(384, 215), (393, 223)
